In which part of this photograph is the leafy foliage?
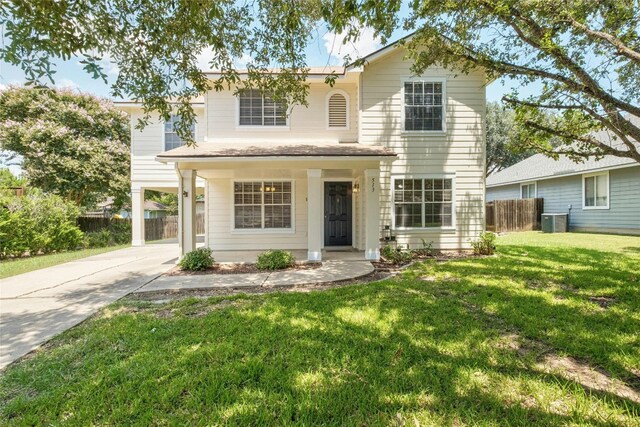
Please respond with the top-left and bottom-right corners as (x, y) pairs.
(326, 1), (640, 163)
(380, 244), (413, 265)
(486, 102), (534, 175)
(146, 191), (178, 215)
(179, 247), (215, 271)
(256, 250), (295, 270)
(0, 168), (26, 189)
(0, 87), (130, 207)
(0, 1), (326, 142)
(0, 190), (83, 258)
(83, 221), (131, 249)
(470, 231), (497, 256)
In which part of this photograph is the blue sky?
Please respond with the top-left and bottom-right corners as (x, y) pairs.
(0, 26), (520, 103)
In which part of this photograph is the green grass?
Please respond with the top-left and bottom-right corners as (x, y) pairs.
(0, 245), (129, 279)
(1, 232), (639, 425)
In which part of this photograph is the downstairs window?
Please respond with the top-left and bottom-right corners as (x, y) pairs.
(393, 177), (454, 228)
(233, 181), (292, 229)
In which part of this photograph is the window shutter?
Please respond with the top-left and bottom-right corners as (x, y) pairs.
(328, 93), (347, 128)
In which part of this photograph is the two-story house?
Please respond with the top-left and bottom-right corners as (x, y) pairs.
(116, 39), (487, 261)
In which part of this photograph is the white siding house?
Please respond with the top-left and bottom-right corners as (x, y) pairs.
(117, 39), (487, 260)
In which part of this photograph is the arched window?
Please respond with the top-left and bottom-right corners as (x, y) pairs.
(326, 90), (349, 129)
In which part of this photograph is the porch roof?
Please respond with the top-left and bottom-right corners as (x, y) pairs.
(156, 143), (396, 162)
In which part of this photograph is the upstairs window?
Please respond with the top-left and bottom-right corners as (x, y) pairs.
(403, 81), (444, 131)
(238, 89), (287, 126)
(327, 91), (348, 129)
(583, 172), (609, 209)
(164, 115), (195, 151)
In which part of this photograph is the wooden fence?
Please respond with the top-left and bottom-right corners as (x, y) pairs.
(486, 198), (544, 232)
(77, 213), (205, 241)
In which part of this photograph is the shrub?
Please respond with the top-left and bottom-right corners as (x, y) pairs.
(179, 247), (214, 271)
(256, 250), (295, 270)
(470, 231), (497, 255)
(412, 239), (434, 257)
(0, 190), (83, 258)
(381, 244), (413, 265)
(83, 230), (114, 248)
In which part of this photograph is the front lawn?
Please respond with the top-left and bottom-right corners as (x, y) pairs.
(0, 245), (129, 279)
(1, 232), (638, 425)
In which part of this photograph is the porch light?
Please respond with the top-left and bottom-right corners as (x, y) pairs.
(353, 183), (360, 193)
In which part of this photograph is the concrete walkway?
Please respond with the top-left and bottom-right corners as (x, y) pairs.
(136, 259), (374, 293)
(0, 244), (178, 369)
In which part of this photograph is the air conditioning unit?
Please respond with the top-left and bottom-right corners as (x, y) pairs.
(541, 213), (568, 233)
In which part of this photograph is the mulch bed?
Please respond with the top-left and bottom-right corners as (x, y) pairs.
(165, 262), (322, 276)
(373, 250), (476, 271)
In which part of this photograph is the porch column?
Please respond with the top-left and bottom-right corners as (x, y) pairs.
(179, 169), (197, 256)
(364, 168), (381, 260)
(131, 187), (145, 246)
(307, 169), (323, 261)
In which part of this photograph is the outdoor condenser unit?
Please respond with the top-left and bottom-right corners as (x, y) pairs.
(541, 213), (568, 233)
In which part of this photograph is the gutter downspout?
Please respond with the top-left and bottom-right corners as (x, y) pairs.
(175, 164), (183, 258)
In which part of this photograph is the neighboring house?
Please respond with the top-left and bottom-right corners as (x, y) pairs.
(119, 200), (170, 219)
(87, 198), (170, 219)
(116, 37), (487, 260)
(486, 139), (640, 235)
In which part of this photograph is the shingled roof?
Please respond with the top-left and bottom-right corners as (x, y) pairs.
(156, 142), (396, 160)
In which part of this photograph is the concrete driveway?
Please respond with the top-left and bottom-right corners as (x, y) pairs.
(0, 244), (178, 370)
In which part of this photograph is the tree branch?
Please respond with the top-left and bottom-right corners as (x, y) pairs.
(523, 120), (640, 161)
(567, 17), (640, 62)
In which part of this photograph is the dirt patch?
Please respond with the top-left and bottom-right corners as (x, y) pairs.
(165, 262), (321, 276)
(536, 354), (640, 404)
(588, 296), (616, 309)
(373, 250), (476, 270)
(496, 332), (640, 404)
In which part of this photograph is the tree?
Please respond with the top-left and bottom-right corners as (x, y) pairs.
(324, 0), (639, 163)
(0, 0), (323, 141)
(485, 102), (533, 176)
(0, 87), (130, 207)
(146, 190), (178, 215)
(0, 168), (26, 188)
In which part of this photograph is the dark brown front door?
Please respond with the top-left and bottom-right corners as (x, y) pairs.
(324, 182), (352, 246)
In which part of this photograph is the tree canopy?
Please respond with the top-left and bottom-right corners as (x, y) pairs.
(2, 1), (638, 163)
(0, 87), (130, 207)
(485, 102), (533, 176)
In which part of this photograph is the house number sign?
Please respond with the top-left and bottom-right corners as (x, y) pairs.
(371, 177), (376, 193)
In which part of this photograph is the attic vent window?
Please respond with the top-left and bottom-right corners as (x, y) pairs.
(327, 91), (348, 129)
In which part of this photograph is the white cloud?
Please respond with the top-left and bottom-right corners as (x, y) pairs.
(323, 27), (382, 64)
(0, 83), (7, 92)
(100, 54), (120, 75)
(55, 78), (80, 90)
(196, 47), (252, 71)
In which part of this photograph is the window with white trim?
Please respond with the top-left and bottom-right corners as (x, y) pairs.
(234, 181), (292, 229)
(238, 89), (287, 126)
(520, 183), (536, 199)
(327, 91), (348, 128)
(583, 173), (609, 208)
(164, 115), (195, 151)
(393, 177), (454, 228)
(403, 81), (444, 131)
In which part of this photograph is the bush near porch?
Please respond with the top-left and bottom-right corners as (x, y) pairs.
(1, 232), (639, 425)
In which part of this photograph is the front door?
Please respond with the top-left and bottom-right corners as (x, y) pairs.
(324, 182), (352, 246)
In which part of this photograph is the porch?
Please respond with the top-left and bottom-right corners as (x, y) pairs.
(154, 142), (396, 261)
